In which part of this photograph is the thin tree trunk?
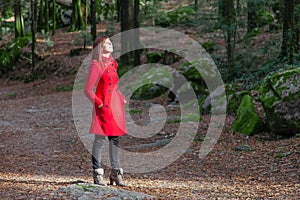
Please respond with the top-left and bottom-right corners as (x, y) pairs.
(31, 0), (37, 71)
(219, 0), (236, 69)
(69, 0), (86, 31)
(52, 0), (56, 35)
(38, 0), (45, 30)
(194, 0), (198, 11)
(45, 0), (49, 32)
(116, 0), (121, 22)
(14, 0), (25, 38)
(247, 0), (257, 33)
(280, 0), (295, 64)
(295, 0), (300, 51)
(90, 0), (96, 40)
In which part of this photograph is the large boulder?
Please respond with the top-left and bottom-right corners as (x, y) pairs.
(201, 84), (248, 115)
(232, 94), (263, 136)
(259, 68), (300, 136)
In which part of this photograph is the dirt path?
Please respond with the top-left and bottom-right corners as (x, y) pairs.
(0, 77), (299, 199)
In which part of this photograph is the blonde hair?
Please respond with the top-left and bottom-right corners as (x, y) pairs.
(92, 36), (108, 70)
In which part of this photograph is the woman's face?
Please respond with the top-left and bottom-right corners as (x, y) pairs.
(102, 38), (113, 53)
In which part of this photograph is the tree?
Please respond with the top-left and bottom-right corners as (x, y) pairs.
(247, 0), (257, 33)
(14, 0), (25, 38)
(52, 0), (57, 35)
(280, 0), (296, 63)
(31, 0), (38, 70)
(120, 0), (140, 66)
(194, 0), (198, 11)
(90, 0), (96, 40)
(69, 0), (86, 31)
(295, 0), (300, 50)
(218, 0), (236, 69)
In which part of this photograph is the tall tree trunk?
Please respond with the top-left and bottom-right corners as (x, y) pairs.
(52, 0), (56, 35)
(194, 0), (198, 11)
(31, 0), (37, 71)
(116, 0), (121, 22)
(120, 0), (140, 65)
(45, 0), (50, 32)
(69, 0), (86, 31)
(219, 0), (236, 69)
(280, 0), (295, 64)
(247, 0), (257, 33)
(90, 0), (96, 40)
(14, 0), (25, 38)
(295, 0), (300, 51)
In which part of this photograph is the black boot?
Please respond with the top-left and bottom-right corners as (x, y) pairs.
(93, 168), (107, 186)
(109, 168), (126, 186)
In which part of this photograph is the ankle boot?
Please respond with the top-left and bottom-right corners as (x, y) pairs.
(93, 168), (107, 186)
(109, 168), (126, 186)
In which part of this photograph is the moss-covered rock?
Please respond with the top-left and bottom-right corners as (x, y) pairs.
(201, 84), (248, 115)
(259, 68), (300, 136)
(131, 66), (172, 100)
(232, 95), (263, 136)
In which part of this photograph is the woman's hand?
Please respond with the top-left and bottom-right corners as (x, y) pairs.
(124, 99), (127, 104)
(98, 104), (103, 108)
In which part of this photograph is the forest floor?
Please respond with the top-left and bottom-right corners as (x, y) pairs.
(0, 22), (299, 199)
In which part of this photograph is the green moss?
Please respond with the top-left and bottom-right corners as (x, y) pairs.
(232, 95), (263, 136)
(146, 52), (163, 63)
(259, 68), (300, 135)
(129, 109), (143, 114)
(131, 66), (172, 100)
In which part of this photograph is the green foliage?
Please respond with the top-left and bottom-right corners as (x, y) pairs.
(6, 91), (16, 98)
(146, 52), (164, 63)
(257, 10), (274, 27)
(155, 6), (195, 27)
(0, 19), (14, 38)
(234, 145), (254, 152)
(178, 61), (209, 99)
(95, 0), (117, 21)
(275, 149), (291, 158)
(55, 84), (74, 92)
(129, 109), (143, 115)
(0, 37), (31, 74)
(202, 41), (216, 53)
(243, 28), (262, 40)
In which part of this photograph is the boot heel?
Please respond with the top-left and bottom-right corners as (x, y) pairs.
(110, 168), (127, 187)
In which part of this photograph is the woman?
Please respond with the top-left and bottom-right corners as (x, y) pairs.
(84, 36), (127, 186)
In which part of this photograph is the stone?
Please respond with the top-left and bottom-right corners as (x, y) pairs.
(57, 183), (156, 200)
(232, 95), (263, 136)
(201, 84), (242, 115)
(259, 68), (300, 135)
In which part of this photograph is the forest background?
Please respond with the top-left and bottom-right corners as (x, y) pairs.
(0, 0), (299, 199)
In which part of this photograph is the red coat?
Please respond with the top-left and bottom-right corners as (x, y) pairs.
(84, 56), (126, 136)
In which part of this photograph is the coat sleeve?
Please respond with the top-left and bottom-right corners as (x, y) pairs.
(84, 61), (103, 107)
